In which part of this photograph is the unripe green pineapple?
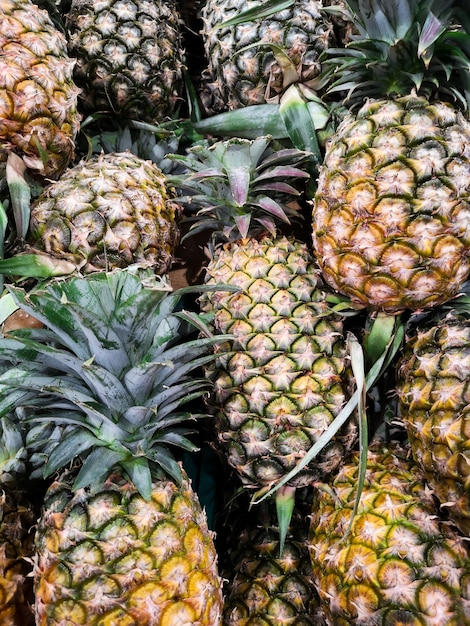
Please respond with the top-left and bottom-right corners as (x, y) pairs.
(221, 495), (325, 625)
(199, 0), (337, 113)
(170, 137), (357, 494)
(309, 440), (470, 625)
(0, 0), (80, 178)
(28, 151), (181, 274)
(65, 0), (185, 122)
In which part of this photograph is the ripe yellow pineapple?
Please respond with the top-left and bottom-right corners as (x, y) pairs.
(0, 0), (80, 178)
(309, 440), (470, 625)
(27, 151), (181, 274)
(311, 0), (470, 313)
(396, 298), (470, 535)
(65, 0), (185, 122)
(0, 269), (225, 625)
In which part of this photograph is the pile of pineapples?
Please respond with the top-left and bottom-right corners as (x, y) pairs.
(1, 0), (470, 624)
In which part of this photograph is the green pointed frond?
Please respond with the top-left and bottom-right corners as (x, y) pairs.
(0, 269), (231, 498)
(168, 137), (310, 245)
(320, 0), (470, 108)
(0, 416), (27, 482)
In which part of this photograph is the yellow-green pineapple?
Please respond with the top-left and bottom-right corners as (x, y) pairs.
(311, 0), (470, 313)
(0, 269), (225, 625)
(221, 494), (325, 625)
(65, 0), (185, 122)
(309, 440), (470, 625)
(27, 151), (181, 274)
(170, 137), (357, 496)
(396, 297), (470, 535)
(0, 0), (80, 178)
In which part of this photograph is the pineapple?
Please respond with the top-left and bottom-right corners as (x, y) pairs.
(0, 268), (224, 625)
(27, 151), (181, 275)
(308, 439), (470, 625)
(221, 493), (325, 625)
(311, 0), (470, 313)
(396, 299), (470, 535)
(0, 417), (37, 626)
(169, 137), (357, 495)
(0, 0), (80, 179)
(198, 0), (337, 113)
(65, 0), (185, 122)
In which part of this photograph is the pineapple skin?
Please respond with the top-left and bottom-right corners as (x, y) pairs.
(199, 0), (336, 113)
(396, 311), (470, 535)
(201, 235), (356, 491)
(0, 0), (80, 178)
(65, 0), (185, 122)
(312, 95), (470, 313)
(34, 469), (223, 626)
(221, 497), (325, 626)
(308, 441), (470, 625)
(0, 488), (36, 626)
(28, 152), (181, 274)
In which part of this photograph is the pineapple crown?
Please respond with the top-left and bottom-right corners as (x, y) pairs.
(0, 416), (27, 485)
(318, 0), (470, 109)
(167, 136), (310, 250)
(0, 268), (230, 499)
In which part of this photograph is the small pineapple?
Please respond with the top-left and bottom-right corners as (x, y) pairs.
(0, 417), (37, 626)
(221, 494), (325, 625)
(311, 0), (470, 313)
(0, 268), (224, 625)
(0, 0), (80, 179)
(309, 439), (470, 625)
(199, 0), (337, 113)
(65, 0), (185, 122)
(27, 151), (181, 274)
(396, 299), (470, 535)
(169, 137), (357, 494)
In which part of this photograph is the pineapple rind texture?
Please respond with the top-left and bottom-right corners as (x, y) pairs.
(34, 470), (223, 626)
(221, 498), (325, 626)
(0, 0), (80, 178)
(0, 417), (37, 626)
(28, 152), (180, 274)
(308, 441), (470, 626)
(312, 95), (470, 312)
(0, 489), (36, 626)
(199, 0), (336, 112)
(66, 0), (185, 121)
(201, 235), (356, 490)
(397, 311), (470, 535)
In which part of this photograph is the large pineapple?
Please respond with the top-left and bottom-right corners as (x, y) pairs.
(199, 0), (337, 113)
(396, 300), (470, 535)
(0, 417), (37, 626)
(27, 151), (181, 274)
(0, 0), (80, 178)
(0, 269), (224, 625)
(170, 137), (357, 495)
(65, 0), (185, 122)
(311, 0), (470, 313)
(309, 439), (470, 625)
